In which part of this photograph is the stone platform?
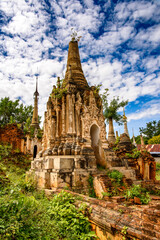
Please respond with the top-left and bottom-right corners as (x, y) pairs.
(29, 154), (97, 189)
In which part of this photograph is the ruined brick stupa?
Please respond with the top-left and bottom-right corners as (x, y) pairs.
(30, 40), (109, 189)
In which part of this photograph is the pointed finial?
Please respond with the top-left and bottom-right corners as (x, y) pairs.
(34, 75), (39, 96)
(57, 77), (61, 88)
(140, 134), (145, 150)
(36, 75), (38, 92)
(132, 128), (137, 147)
(123, 107), (127, 120)
(70, 28), (82, 42)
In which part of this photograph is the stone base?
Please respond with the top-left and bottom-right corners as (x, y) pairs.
(29, 155), (97, 190)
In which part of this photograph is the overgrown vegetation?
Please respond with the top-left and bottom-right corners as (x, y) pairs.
(51, 78), (67, 100)
(88, 175), (96, 198)
(102, 170), (152, 203)
(124, 185), (150, 204)
(0, 144), (96, 240)
(107, 170), (123, 184)
(0, 97), (42, 136)
(125, 149), (141, 159)
(156, 162), (160, 181)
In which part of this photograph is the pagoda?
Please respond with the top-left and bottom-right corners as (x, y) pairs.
(29, 40), (108, 189)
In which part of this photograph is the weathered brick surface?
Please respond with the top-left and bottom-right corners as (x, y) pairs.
(51, 189), (160, 240)
(0, 124), (24, 150)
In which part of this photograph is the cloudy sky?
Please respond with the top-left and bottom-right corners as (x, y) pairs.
(0, 0), (160, 136)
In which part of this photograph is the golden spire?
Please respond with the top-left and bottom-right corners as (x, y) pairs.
(123, 107), (127, 120)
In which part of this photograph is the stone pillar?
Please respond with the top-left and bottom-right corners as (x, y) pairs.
(108, 117), (116, 143)
(76, 106), (80, 136)
(124, 121), (129, 137)
(66, 94), (73, 134)
(144, 162), (149, 180)
(61, 96), (66, 135)
(72, 94), (76, 134)
(56, 108), (60, 137)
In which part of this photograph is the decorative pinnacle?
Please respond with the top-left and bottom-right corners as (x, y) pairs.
(57, 76), (61, 88)
(70, 28), (82, 42)
(34, 76), (39, 96)
(123, 107), (127, 120)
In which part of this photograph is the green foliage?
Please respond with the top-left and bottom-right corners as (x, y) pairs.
(97, 164), (105, 171)
(47, 191), (96, 239)
(102, 191), (112, 197)
(51, 79), (67, 100)
(156, 163), (160, 181)
(0, 97), (34, 127)
(115, 136), (120, 145)
(148, 135), (160, 144)
(124, 185), (150, 204)
(121, 226), (128, 240)
(125, 149), (141, 159)
(0, 190), (96, 240)
(0, 144), (96, 240)
(107, 170), (123, 184)
(102, 90), (128, 125)
(88, 175), (96, 198)
(93, 84), (102, 95)
(139, 120), (160, 141)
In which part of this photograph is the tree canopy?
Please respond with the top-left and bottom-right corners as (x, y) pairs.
(139, 120), (160, 140)
(148, 135), (160, 144)
(101, 89), (128, 125)
(0, 97), (35, 133)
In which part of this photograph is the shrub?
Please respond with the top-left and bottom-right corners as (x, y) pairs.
(107, 170), (123, 184)
(124, 185), (150, 204)
(125, 149), (141, 159)
(148, 135), (160, 144)
(88, 175), (96, 198)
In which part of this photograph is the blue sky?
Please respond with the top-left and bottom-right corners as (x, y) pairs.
(0, 0), (160, 137)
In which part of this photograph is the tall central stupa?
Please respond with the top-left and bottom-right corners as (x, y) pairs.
(30, 40), (109, 189)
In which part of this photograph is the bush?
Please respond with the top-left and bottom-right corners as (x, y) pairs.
(125, 185), (150, 204)
(125, 149), (141, 159)
(107, 170), (123, 184)
(0, 190), (96, 240)
(148, 135), (160, 144)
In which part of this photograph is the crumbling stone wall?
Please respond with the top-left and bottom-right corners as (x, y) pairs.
(47, 189), (160, 240)
(0, 124), (25, 152)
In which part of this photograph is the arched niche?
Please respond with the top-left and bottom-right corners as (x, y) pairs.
(33, 145), (37, 158)
(90, 124), (100, 164)
(90, 124), (100, 148)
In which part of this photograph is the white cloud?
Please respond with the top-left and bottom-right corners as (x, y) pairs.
(128, 101), (160, 121)
(0, 0), (160, 131)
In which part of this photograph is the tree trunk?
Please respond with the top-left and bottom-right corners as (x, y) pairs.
(108, 117), (116, 143)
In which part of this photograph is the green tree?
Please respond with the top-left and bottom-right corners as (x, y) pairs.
(139, 120), (160, 143)
(0, 97), (34, 130)
(102, 89), (128, 143)
(148, 135), (160, 144)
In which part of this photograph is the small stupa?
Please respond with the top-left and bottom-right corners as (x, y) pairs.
(123, 107), (129, 137)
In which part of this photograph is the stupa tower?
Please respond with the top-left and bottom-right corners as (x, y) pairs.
(31, 76), (39, 128)
(30, 39), (108, 189)
(123, 107), (129, 137)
